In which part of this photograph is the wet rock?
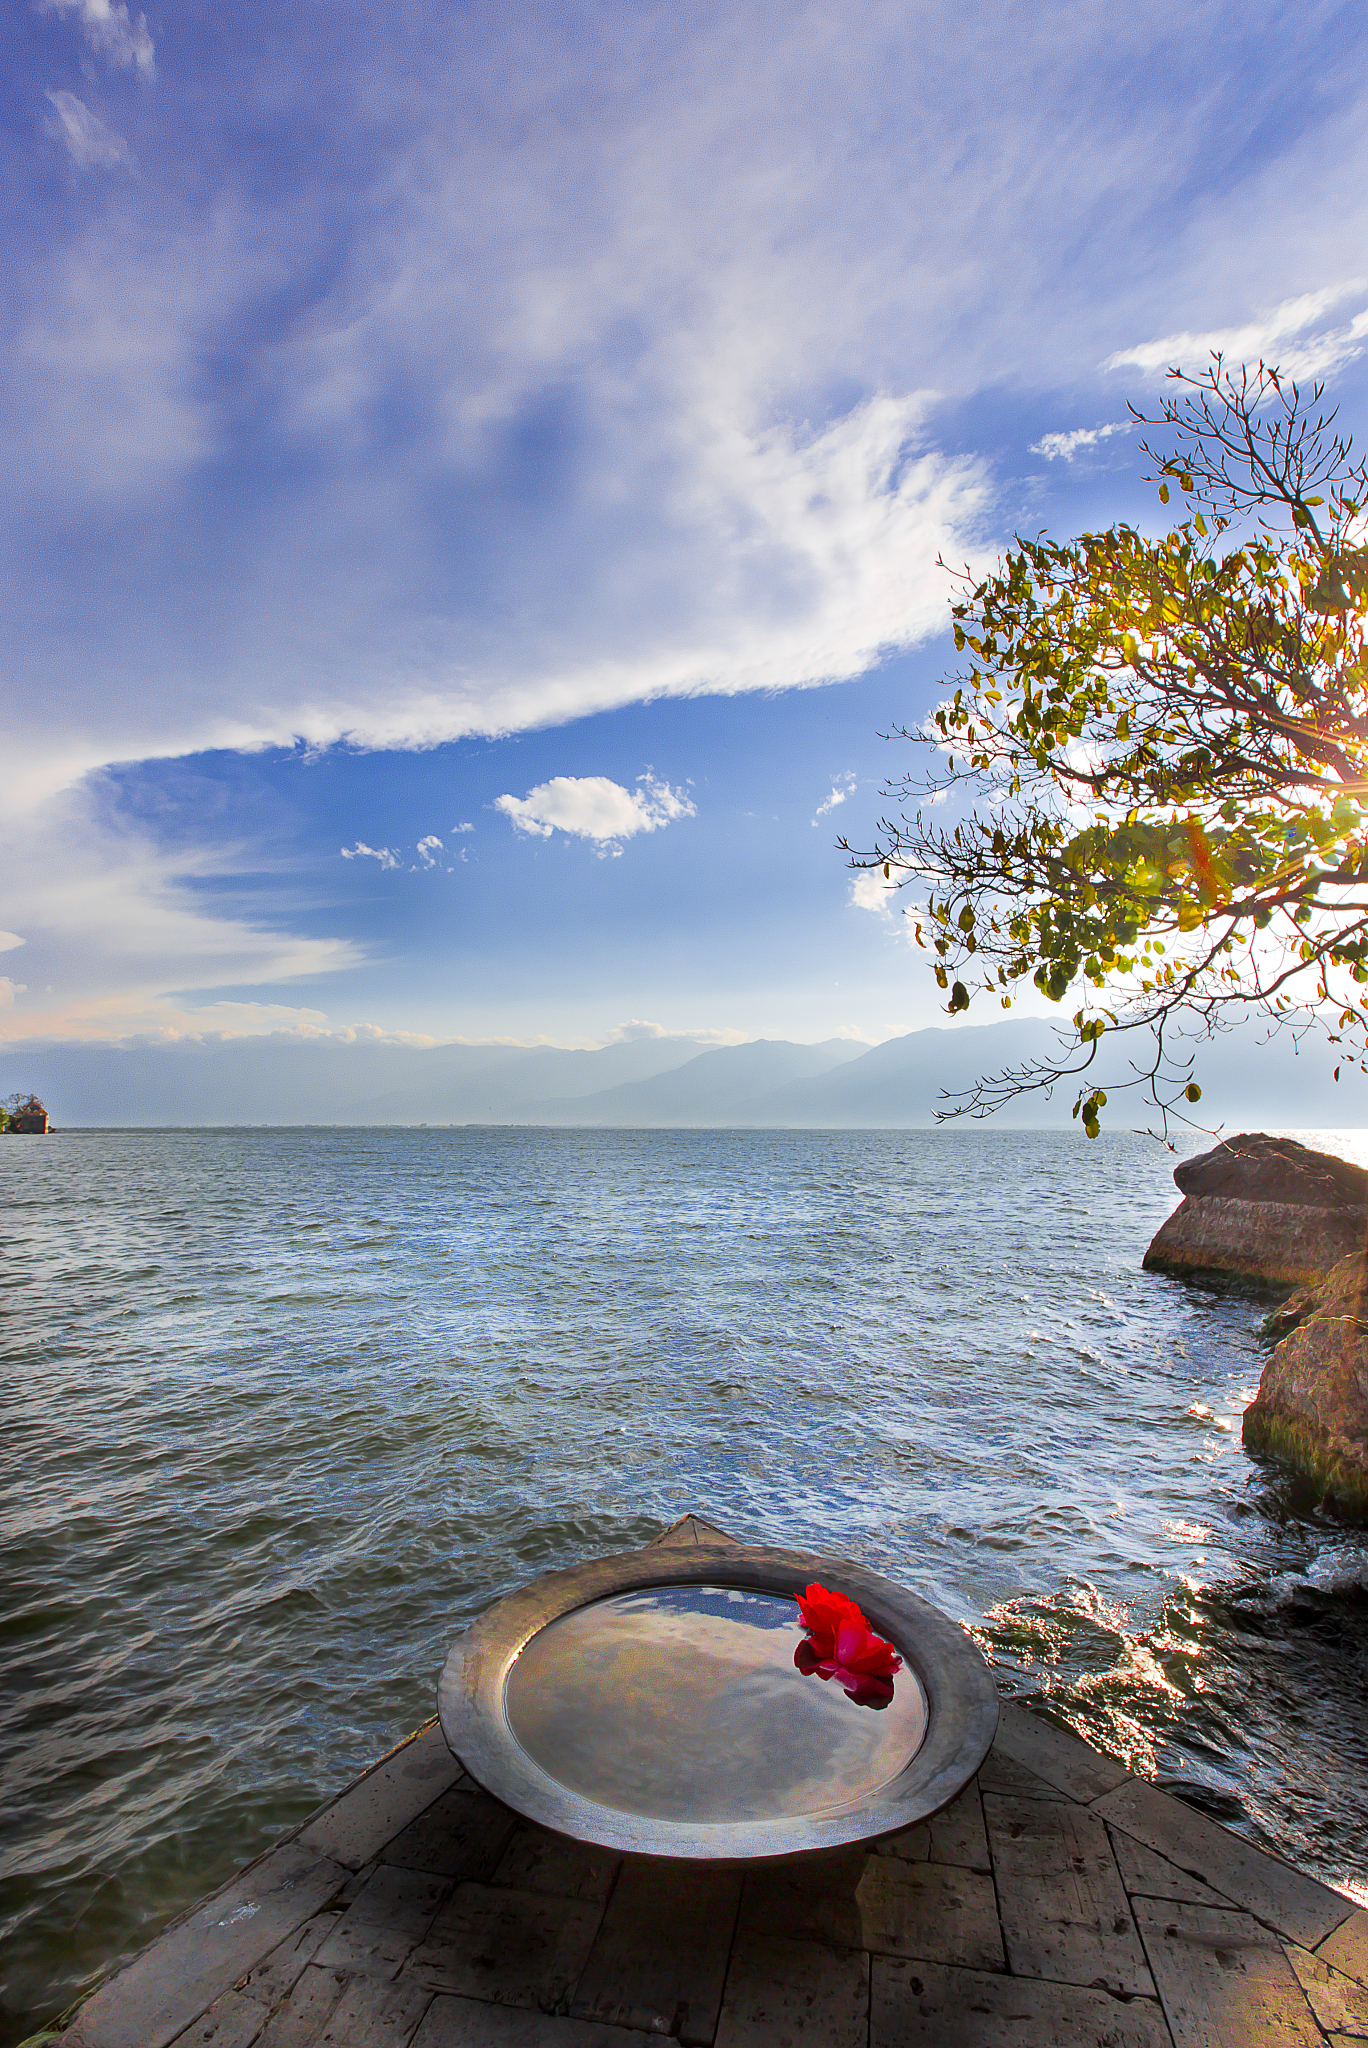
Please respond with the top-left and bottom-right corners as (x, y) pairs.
(1244, 1250), (1368, 1516)
(1260, 1282), (1321, 1344)
(1143, 1133), (1368, 1288)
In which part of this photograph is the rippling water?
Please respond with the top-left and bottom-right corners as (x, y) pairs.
(4, 1125), (1368, 2042)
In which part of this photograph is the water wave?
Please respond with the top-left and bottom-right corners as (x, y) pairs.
(3, 1125), (1366, 2041)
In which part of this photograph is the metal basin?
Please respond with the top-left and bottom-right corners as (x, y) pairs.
(438, 1534), (998, 1860)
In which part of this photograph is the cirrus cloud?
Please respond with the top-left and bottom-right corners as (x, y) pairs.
(1106, 281), (1368, 382)
(43, 91), (134, 171)
(39, 0), (155, 75)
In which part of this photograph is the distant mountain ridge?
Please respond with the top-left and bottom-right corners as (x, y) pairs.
(525, 1037), (865, 1124)
(2, 1014), (1359, 1127)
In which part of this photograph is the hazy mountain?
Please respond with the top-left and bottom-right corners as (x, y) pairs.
(4, 1014), (1361, 1128)
(2, 1031), (704, 1127)
(747, 1020), (1067, 1125)
(525, 1037), (865, 1124)
(348, 1036), (719, 1122)
(518, 1021), (1064, 1126)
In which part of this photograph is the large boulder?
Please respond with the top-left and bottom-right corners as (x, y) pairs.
(1243, 1250), (1368, 1515)
(1143, 1132), (1368, 1288)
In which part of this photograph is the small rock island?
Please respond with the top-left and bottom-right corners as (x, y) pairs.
(1, 1091), (50, 1134)
(1145, 1132), (1368, 1516)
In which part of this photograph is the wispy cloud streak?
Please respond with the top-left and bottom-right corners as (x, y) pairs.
(43, 91), (134, 170)
(39, 0), (155, 74)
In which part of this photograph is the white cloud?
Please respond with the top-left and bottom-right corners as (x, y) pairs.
(40, 0), (155, 75)
(43, 90), (134, 171)
(415, 834), (443, 867)
(494, 773), (696, 856)
(606, 1018), (749, 1045)
(812, 772), (857, 823)
(1106, 281), (1368, 381)
(0, 979), (27, 1010)
(340, 841), (401, 868)
(10, 0), (1368, 1033)
(1031, 421), (1130, 462)
(25, 7), (1368, 787)
(0, 783), (362, 1045)
(850, 868), (897, 914)
(452, 821), (475, 833)
(0, 932), (24, 953)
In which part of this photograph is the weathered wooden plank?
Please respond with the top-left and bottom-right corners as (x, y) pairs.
(976, 1749), (1065, 1803)
(1133, 1898), (1323, 2047)
(992, 1704), (1131, 1805)
(1321, 1910), (1368, 1987)
(235, 1913), (341, 2001)
(570, 1863), (741, 2045)
(379, 1787), (518, 1882)
(167, 1915), (340, 2048)
(1094, 1780), (1350, 1948)
(985, 1794), (1152, 1997)
(167, 1987), (276, 2048)
(740, 1848), (1002, 1970)
(63, 1845), (350, 2048)
(312, 1867), (452, 1979)
(1284, 1939), (1368, 2037)
(645, 1515), (740, 1549)
(305, 1969), (431, 2047)
(875, 1783), (991, 1872)
(713, 1933), (868, 2048)
(300, 1722), (469, 1873)
(1109, 1830), (1232, 1908)
(411, 1993), (660, 2048)
(854, 1857), (1005, 1970)
(871, 1956), (1172, 2048)
(737, 1852), (869, 1949)
(252, 1964), (350, 2048)
(491, 1827), (620, 1903)
(409, 1882), (604, 2008)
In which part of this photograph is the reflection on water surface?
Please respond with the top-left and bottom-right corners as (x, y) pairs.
(503, 1584), (927, 1821)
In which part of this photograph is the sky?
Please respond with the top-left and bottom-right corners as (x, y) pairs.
(6, 0), (1368, 1063)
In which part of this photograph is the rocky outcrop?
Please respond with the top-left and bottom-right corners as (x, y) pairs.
(1244, 1250), (1368, 1515)
(1143, 1132), (1368, 1288)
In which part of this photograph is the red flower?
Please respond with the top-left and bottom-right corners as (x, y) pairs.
(794, 1583), (902, 1707)
(796, 1582), (867, 1659)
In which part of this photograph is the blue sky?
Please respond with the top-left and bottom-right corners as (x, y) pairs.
(5, 0), (1368, 1055)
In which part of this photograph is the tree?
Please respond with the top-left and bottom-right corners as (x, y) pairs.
(843, 357), (1368, 1136)
(2, 1091), (46, 1131)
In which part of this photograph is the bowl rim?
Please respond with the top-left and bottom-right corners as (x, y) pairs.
(437, 1537), (998, 1861)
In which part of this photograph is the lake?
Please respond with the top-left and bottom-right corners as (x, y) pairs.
(3, 1124), (1367, 2043)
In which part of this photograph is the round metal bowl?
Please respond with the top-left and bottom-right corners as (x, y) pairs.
(438, 1538), (997, 1861)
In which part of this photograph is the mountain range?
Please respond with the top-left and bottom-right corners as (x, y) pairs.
(3, 1014), (1358, 1127)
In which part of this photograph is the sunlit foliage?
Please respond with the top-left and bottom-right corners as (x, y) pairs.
(846, 359), (1368, 1134)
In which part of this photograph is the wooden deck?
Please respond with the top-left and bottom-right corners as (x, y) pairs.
(42, 1520), (1368, 2048)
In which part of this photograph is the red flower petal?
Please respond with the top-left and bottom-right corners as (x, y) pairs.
(842, 1673), (895, 1708)
(834, 1617), (902, 1678)
(795, 1584), (903, 1703)
(796, 1581), (867, 1657)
